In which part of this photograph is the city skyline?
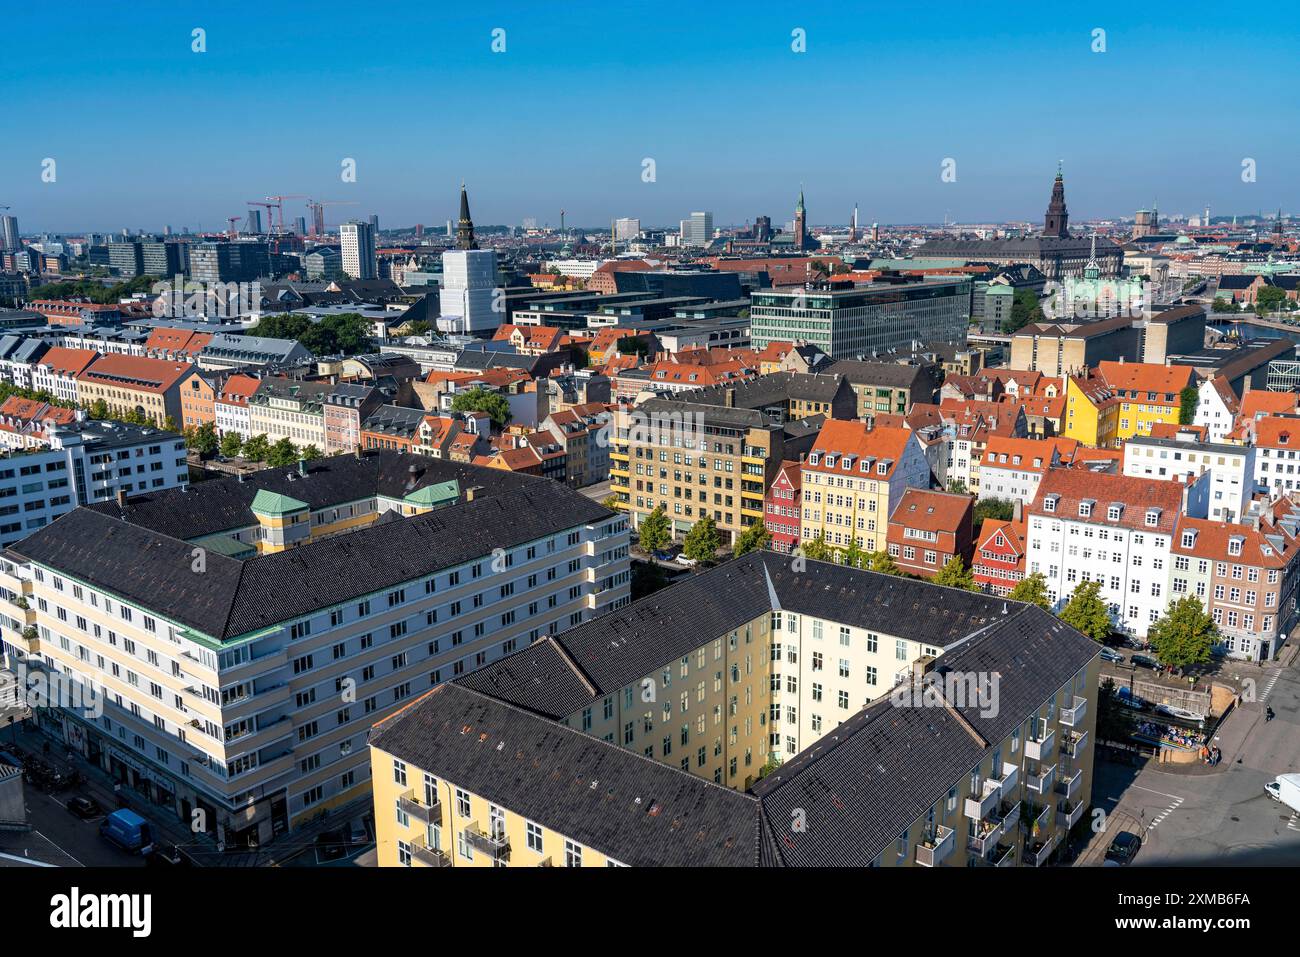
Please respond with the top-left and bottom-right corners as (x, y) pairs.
(1, 0), (1294, 232)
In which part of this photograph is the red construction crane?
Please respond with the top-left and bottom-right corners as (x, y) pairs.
(226, 216), (242, 238)
(264, 194), (308, 234)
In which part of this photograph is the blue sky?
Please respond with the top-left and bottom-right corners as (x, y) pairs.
(1, 0), (1294, 233)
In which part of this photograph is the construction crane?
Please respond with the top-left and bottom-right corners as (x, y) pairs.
(246, 200), (276, 235)
(264, 194), (308, 235)
(306, 199), (358, 237)
(226, 216), (242, 238)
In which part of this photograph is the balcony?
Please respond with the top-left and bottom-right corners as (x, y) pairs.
(1026, 800), (1052, 836)
(1060, 696), (1088, 728)
(1057, 798), (1085, 830)
(398, 791), (443, 826)
(412, 835), (452, 868)
(463, 824), (510, 862)
(968, 816), (1004, 856)
(1056, 767), (1083, 801)
(1061, 729), (1089, 759)
(1026, 762), (1056, 796)
(1025, 727), (1056, 762)
(999, 799), (1022, 832)
(964, 780), (1001, 821)
(915, 824), (955, 867)
(1022, 835), (1056, 867)
(992, 842), (1016, 868)
(991, 762), (1019, 796)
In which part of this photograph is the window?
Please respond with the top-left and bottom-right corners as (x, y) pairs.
(564, 839), (583, 868)
(526, 821), (543, 853)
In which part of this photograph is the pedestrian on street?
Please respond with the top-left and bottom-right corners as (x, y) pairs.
(1266, 706), (1275, 722)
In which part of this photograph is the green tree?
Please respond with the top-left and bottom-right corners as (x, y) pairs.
(946, 478), (969, 495)
(840, 539), (866, 569)
(301, 444), (323, 461)
(615, 335), (650, 357)
(600, 493), (621, 511)
(241, 433), (271, 462)
(1147, 596), (1217, 670)
(162, 415), (179, 433)
(219, 431), (244, 458)
(973, 497), (1015, 529)
(267, 438), (299, 467)
(800, 533), (834, 562)
(1004, 288), (1046, 334)
(638, 506), (672, 555)
(863, 550), (903, 575)
(1178, 386), (1198, 425)
(1254, 284), (1287, 315)
(1096, 677), (1136, 744)
(682, 513), (722, 563)
(186, 421), (218, 456)
(733, 521), (771, 557)
(932, 555), (977, 590)
(1059, 579), (1112, 641)
(1211, 297), (1237, 314)
(86, 398), (110, 419)
(450, 386), (512, 428)
(1008, 571), (1052, 609)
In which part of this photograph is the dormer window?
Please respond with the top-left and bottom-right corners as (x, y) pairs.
(1145, 508), (1161, 527)
(1181, 530), (1197, 548)
(1281, 432), (1290, 446)
(809, 452), (821, 466)
(877, 462), (888, 476)
(1079, 499), (1095, 518)
(825, 454), (837, 468)
(1043, 494), (1058, 513)
(1227, 536), (1244, 556)
(859, 460), (871, 473)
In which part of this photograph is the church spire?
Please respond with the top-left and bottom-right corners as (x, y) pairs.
(456, 181), (478, 250)
(1043, 165), (1069, 238)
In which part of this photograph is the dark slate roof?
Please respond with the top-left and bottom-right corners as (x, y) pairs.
(14, 456), (613, 640)
(679, 371), (850, 409)
(84, 451), (531, 540)
(368, 683), (765, 867)
(457, 553), (1011, 719)
(753, 605), (1099, 866)
(827, 359), (936, 392)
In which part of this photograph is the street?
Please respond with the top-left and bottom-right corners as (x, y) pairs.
(1081, 650), (1300, 866)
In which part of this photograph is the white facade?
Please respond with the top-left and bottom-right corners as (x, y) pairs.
(340, 221), (376, 280)
(0, 424), (188, 548)
(1254, 440), (1300, 496)
(680, 212), (713, 247)
(1193, 378), (1236, 443)
(542, 258), (606, 279)
(214, 397), (251, 438)
(31, 363), (84, 405)
(1124, 435), (1254, 523)
(437, 249), (500, 334)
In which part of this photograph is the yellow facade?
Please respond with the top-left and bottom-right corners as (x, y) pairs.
(1062, 377), (1118, 448)
(1113, 400), (1179, 443)
(372, 745), (622, 867)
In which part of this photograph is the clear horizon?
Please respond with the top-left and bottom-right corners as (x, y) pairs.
(2, 0), (1293, 234)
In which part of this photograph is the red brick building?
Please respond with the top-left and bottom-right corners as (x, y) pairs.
(885, 488), (973, 578)
(764, 460), (802, 554)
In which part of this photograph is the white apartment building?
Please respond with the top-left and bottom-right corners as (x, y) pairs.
(0, 421), (188, 548)
(1253, 415), (1300, 497)
(1026, 470), (1209, 638)
(1193, 376), (1239, 443)
(976, 436), (1076, 504)
(0, 453), (630, 848)
(340, 221), (376, 280)
(436, 249), (500, 335)
(1123, 429), (1254, 522)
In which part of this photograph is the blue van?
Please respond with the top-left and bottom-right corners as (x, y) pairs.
(99, 808), (154, 855)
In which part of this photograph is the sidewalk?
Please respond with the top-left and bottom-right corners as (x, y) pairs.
(7, 720), (370, 866)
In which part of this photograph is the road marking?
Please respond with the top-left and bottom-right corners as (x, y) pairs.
(1147, 796), (1184, 831)
(1131, 783), (1185, 802)
(1288, 812), (1299, 833)
(1259, 669), (1281, 703)
(32, 828), (84, 867)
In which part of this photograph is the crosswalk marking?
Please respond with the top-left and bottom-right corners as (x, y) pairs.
(1148, 796), (1184, 830)
(1288, 812), (1299, 833)
(1259, 669), (1281, 703)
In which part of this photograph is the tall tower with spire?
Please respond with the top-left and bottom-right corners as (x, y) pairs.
(793, 185), (807, 252)
(456, 181), (478, 250)
(1043, 163), (1069, 238)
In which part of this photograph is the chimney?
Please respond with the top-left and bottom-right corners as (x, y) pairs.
(115, 488), (127, 508)
(912, 655), (937, 686)
(298, 458), (307, 477)
(1013, 498), (1023, 523)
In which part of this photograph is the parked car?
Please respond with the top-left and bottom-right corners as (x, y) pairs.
(1130, 654), (1160, 671)
(676, 555), (698, 567)
(66, 795), (104, 820)
(1099, 647), (1125, 664)
(1105, 830), (1142, 865)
